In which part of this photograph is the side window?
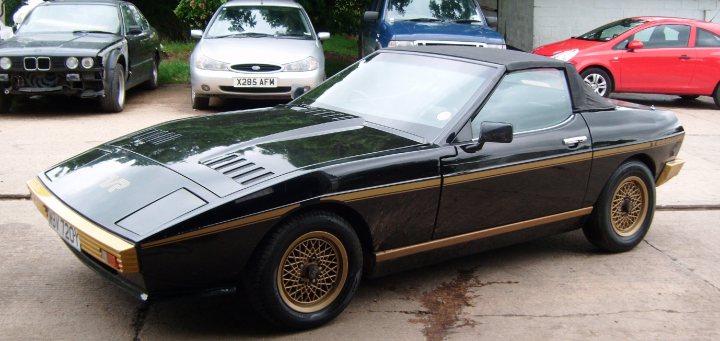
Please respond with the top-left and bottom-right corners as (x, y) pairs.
(696, 28), (720, 47)
(120, 4), (139, 33)
(470, 69), (573, 138)
(129, 5), (150, 31)
(631, 24), (690, 48)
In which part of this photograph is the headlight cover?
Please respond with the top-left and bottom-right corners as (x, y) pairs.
(194, 54), (229, 71)
(552, 49), (579, 62)
(388, 40), (415, 48)
(81, 57), (94, 69)
(66, 57), (79, 70)
(283, 56), (319, 72)
(0, 57), (11, 70)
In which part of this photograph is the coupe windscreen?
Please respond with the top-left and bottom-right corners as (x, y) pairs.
(206, 6), (313, 39)
(18, 5), (120, 34)
(577, 18), (646, 42)
(387, 0), (484, 22)
(294, 52), (496, 137)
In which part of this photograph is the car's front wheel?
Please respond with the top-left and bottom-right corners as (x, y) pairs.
(191, 89), (209, 110)
(581, 68), (613, 98)
(583, 160), (655, 252)
(245, 211), (362, 329)
(100, 67), (126, 113)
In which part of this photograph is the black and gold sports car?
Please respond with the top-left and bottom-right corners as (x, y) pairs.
(28, 47), (684, 328)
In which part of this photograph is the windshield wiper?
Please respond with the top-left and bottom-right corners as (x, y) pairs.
(403, 17), (442, 22)
(452, 19), (484, 24)
(73, 30), (115, 34)
(213, 32), (274, 38)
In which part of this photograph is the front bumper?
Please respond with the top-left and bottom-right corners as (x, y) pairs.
(0, 70), (105, 97)
(190, 67), (324, 100)
(656, 159), (685, 186)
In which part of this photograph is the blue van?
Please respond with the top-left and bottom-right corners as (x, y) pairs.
(361, 0), (506, 57)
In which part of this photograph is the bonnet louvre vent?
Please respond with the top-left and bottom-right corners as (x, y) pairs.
(132, 128), (181, 146)
(201, 154), (275, 185)
(303, 107), (356, 121)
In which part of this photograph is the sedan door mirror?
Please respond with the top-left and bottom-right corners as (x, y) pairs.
(627, 40), (644, 51)
(291, 85), (308, 99)
(463, 121), (513, 153)
(364, 11), (379, 22)
(190, 29), (203, 39)
(127, 26), (143, 36)
(318, 32), (331, 41)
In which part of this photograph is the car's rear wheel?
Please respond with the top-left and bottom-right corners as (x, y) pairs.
(679, 95), (699, 101)
(245, 211), (362, 329)
(143, 57), (159, 90)
(581, 68), (613, 98)
(191, 89), (209, 110)
(0, 94), (13, 113)
(583, 160), (655, 252)
(100, 67), (125, 113)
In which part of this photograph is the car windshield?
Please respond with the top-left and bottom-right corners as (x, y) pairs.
(386, 0), (484, 23)
(206, 6), (313, 39)
(577, 18), (646, 41)
(17, 4), (120, 34)
(293, 52), (496, 139)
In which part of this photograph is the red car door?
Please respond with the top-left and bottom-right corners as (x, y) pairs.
(688, 26), (720, 95)
(618, 24), (697, 93)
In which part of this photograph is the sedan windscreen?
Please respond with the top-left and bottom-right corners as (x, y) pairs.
(294, 52), (496, 138)
(18, 4), (120, 34)
(206, 6), (313, 39)
(387, 0), (484, 22)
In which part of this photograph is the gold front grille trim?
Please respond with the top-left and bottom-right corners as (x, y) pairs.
(27, 177), (139, 273)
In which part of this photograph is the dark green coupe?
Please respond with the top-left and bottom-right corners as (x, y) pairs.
(0, 0), (160, 112)
(28, 47), (684, 329)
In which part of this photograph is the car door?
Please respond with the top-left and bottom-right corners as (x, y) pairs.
(618, 24), (696, 93)
(120, 3), (153, 86)
(688, 26), (720, 95)
(433, 68), (592, 239)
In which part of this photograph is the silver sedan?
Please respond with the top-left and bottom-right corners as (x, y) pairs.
(189, 0), (329, 109)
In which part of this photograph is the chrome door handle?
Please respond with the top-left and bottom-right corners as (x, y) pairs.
(563, 136), (588, 145)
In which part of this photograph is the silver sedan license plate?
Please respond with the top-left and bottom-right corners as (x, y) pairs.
(234, 77), (277, 88)
(48, 209), (81, 251)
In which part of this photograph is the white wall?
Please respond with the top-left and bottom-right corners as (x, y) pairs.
(499, 0), (535, 51)
(533, 0), (720, 48)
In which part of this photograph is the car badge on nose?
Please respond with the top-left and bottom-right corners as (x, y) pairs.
(252, 65), (261, 71)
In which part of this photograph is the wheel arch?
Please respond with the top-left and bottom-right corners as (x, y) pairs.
(623, 153), (657, 178)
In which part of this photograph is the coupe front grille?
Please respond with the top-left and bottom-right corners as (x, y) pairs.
(131, 128), (181, 146)
(201, 154), (275, 185)
(302, 107), (357, 121)
(230, 64), (282, 72)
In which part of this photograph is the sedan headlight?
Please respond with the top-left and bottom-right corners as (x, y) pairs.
(0, 57), (11, 70)
(81, 57), (94, 69)
(194, 54), (229, 71)
(283, 56), (319, 72)
(552, 49), (579, 62)
(66, 57), (79, 69)
(388, 40), (414, 48)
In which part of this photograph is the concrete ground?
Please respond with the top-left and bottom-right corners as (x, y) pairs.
(0, 86), (718, 340)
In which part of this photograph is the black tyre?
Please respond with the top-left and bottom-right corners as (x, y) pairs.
(191, 89), (209, 110)
(583, 161), (655, 253)
(679, 95), (699, 101)
(581, 68), (613, 98)
(143, 57), (159, 90)
(713, 84), (720, 108)
(245, 211), (363, 329)
(0, 94), (13, 113)
(100, 67), (125, 113)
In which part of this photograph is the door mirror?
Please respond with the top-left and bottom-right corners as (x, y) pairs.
(486, 15), (498, 30)
(190, 29), (203, 39)
(291, 85), (308, 99)
(627, 40), (644, 51)
(364, 11), (379, 22)
(463, 121), (513, 153)
(317, 32), (331, 41)
(127, 26), (143, 36)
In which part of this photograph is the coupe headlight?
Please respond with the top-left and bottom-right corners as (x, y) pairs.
(283, 56), (319, 72)
(81, 57), (94, 69)
(552, 49), (579, 62)
(0, 57), (11, 70)
(387, 40), (414, 48)
(194, 54), (229, 71)
(66, 57), (79, 69)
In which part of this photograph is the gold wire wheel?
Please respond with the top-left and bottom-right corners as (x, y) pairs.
(277, 231), (348, 313)
(610, 176), (649, 237)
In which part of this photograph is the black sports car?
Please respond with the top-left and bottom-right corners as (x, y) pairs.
(28, 47), (685, 328)
(0, 0), (160, 112)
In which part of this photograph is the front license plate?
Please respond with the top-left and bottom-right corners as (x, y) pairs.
(48, 209), (81, 252)
(234, 77), (278, 88)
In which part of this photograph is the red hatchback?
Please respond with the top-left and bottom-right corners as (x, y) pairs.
(533, 17), (720, 106)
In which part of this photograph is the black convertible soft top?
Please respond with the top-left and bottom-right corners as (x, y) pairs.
(394, 46), (615, 113)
